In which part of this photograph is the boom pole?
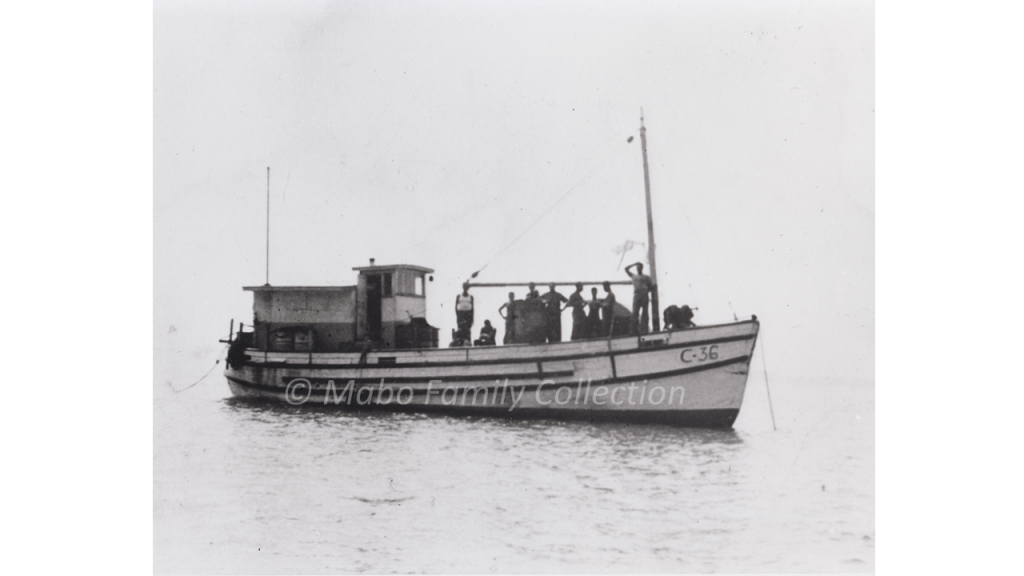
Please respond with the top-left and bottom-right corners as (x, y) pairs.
(466, 281), (631, 289)
(640, 110), (660, 331)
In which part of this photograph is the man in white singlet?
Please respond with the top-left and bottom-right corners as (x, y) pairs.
(455, 283), (474, 341)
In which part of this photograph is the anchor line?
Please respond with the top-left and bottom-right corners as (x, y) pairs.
(169, 348), (226, 393)
(760, 335), (778, 431)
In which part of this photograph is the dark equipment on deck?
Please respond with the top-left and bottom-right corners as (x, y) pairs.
(663, 304), (697, 330)
(395, 317), (440, 349)
(511, 298), (548, 344)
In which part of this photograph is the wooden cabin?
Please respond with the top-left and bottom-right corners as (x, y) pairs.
(244, 262), (438, 352)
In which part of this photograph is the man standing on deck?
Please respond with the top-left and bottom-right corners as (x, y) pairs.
(455, 283), (474, 341)
(586, 287), (602, 338)
(498, 292), (516, 344)
(625, 262), (653, 334)
(542, 283), (568, 343)
(601, 281), (617, 337)
(566, 283), (587, 340)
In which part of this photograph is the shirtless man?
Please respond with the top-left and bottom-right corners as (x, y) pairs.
(624, 262), (653, 334)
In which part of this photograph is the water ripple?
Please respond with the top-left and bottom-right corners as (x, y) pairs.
(156, 379), (874, 573)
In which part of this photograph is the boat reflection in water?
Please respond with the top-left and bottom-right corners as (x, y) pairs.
(221, 395), (745, 452)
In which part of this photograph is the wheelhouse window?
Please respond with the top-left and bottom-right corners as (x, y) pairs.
(382, 273), (392, 297)
(393, 270), (426, 297)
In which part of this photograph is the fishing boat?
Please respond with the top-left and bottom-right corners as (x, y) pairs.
(223, 116), (760, 428)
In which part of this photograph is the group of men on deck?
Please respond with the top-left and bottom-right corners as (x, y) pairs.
(453, 262), (655, 346)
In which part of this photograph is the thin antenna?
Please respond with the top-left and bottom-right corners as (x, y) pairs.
(265, 167), (270, 285)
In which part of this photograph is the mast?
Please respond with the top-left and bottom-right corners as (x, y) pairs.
(262, 166), (266, 284)
(640, 110), (660, 331)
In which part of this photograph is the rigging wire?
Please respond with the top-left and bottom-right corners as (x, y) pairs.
(468, 133), (638, 281)
(759, 335), (778, 431)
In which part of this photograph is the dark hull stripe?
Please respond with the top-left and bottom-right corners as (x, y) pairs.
(238, 332), (756, 370)
(275, 370), (573, 384)
(227, 354), (750, 396)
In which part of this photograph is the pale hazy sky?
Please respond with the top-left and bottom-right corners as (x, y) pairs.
(155, 0), (873, 383)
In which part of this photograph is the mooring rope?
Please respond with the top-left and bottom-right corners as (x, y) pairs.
(468, 133), (637, 281)
(760, 336), (778, 431)
(168, 347), (226, 393)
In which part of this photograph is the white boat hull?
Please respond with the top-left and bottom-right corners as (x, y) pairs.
(225, 319), (759, 428)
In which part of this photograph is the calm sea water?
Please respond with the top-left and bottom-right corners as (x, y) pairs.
(154, 343), (873, 573)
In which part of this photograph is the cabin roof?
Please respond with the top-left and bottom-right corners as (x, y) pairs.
(351, 264), (434, 274)
(243, 285), (356, 292)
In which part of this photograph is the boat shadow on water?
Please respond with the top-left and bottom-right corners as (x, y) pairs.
(221, 395), (743, 446)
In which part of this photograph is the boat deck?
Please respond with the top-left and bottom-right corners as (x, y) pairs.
(240, 319), (759, 367)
